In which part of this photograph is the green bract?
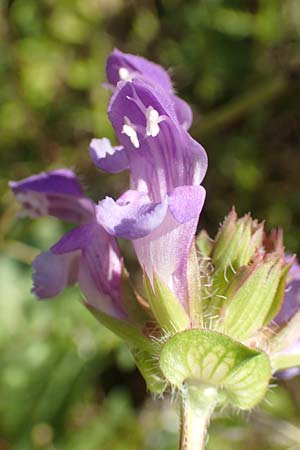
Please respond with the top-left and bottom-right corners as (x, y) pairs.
(159, 329), (271, 409)
(144, 273), (190, 334)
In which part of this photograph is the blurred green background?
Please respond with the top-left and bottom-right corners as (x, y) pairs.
(1, 0), (300, 449)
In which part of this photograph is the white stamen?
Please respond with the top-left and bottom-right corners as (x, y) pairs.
(146, 106), (160, 137)
(16, 192), (48, 218)
(121, 116), (140, 148)
(118, 67), (134, 82)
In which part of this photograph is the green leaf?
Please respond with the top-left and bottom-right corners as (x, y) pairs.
(144, 273), (190, 334)
(159, 329), (271, 409)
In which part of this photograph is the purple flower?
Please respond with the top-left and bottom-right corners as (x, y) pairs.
(105, 49), (193, 130)
(92, 77), (207, 305)
(10, 170), (128, 320)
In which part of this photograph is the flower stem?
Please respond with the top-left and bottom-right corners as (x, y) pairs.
(179, 384), (218, 450)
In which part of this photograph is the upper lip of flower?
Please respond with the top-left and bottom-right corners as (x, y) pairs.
(105, 48), (193, 130)
(97, 78), (207, 200)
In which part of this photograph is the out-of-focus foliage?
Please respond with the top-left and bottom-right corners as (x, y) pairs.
(1, 0), (300, 449)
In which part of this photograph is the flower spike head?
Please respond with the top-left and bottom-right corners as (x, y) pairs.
(10, 51), (300, 442)
(106, 48), (193, 129)
(9, 169), (94, 224)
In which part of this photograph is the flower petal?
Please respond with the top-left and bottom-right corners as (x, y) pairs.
(274, 258), (300, 324)
(89, 138), (129, 173)
(32, 250), (79, 299)
(134, 210), (200, 306)
(276, 367), (300, 379)
(10, 169), (94, 224)
(10, 169), (84, 196)
(52, 223), (127, 319)
(96, 190), (168, 239)
(172, 95), (193, 130)
(168, 185), (206, 224)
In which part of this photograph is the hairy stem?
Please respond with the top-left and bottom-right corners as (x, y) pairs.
(179, 384), (218, 450)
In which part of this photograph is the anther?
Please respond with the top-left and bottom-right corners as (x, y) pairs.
(118, 67), (134, 82)
(146, 106), (160, 137)
(122, 116), (140, 148)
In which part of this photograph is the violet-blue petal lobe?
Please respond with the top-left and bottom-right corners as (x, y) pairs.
(168, 185), (206, 224)
(96, 190), (168, 239)
(52, 223), (126, 319)
(172, 95), (193, 130)
(276, 367), (300, 379)
(10, 169), (84, 196)
(89, 138), (129, 173)
(10, 169), (94, 224)
(274, 258), (300, 324)
(32, 250), (79, 299)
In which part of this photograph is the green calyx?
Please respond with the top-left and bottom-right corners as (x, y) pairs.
(219, 256), (283, 340)
(159, 329), (271, 409)
(144, 273), (190, 334)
